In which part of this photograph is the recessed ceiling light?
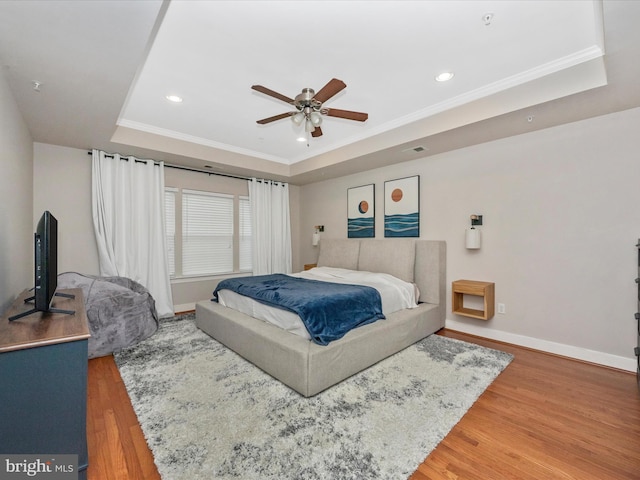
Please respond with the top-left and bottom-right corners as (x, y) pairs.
(165, 95), (183, 103)
(296, 137), (306, 142)
(435, 72), (454, 82)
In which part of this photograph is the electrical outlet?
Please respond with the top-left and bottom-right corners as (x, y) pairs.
(498, 303), (506, 314)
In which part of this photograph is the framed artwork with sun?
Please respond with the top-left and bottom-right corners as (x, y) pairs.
(347, 184), (375, 238)
(384, 175), (420, 237)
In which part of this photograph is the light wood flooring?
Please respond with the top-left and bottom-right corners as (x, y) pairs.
(86, 329), (640, 480)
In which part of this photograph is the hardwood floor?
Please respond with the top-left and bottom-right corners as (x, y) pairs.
(413, 331), (640, 480)
(86, 329), (640, 480)
(86, 355), (160, 480)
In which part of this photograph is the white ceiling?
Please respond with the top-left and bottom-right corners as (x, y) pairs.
(1, 1), (639, 185)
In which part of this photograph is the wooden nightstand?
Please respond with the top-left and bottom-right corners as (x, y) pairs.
(452, 279), (495, 320)
(303, 263), (317, 271)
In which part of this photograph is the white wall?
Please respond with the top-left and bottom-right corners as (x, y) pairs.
(0, 70), (33, 314)
(300, 107), (640, 371)
(33, 143), (99, 275)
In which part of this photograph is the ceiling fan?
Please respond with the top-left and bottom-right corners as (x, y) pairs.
(251, 78), (368, 138)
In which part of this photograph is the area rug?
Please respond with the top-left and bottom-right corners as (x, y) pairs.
(114, 314), (513, 480)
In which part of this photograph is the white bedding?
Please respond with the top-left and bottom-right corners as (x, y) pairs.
(217, 267), (418, 340)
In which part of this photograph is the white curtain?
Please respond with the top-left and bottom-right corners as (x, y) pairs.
(248, 178), (292, 275)
(91, 149), (174, 317)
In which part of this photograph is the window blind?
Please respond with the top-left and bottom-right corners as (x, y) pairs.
(238, 195), (252, 271)
(182, 189), (233, 275)
(165, 188), (176, 276)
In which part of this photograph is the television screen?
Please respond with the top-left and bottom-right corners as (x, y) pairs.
(9, 211), (74, 321)
(34, 210), (58, 311)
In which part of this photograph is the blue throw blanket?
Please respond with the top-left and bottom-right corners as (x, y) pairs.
(213, 274), (384, 345)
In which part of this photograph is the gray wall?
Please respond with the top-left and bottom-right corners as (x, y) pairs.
(0, 70), (33, 314)
(299, 107), (640, 370)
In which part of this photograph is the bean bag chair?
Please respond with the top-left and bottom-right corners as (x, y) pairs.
(57, 272), (159, 358)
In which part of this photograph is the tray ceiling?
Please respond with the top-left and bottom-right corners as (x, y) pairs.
(1, 1), (639, 184)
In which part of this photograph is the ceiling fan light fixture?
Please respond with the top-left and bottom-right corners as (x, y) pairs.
(309, 111), (323, 126)
(305, 118), (315, 133)
(252, 78), (368, 140)
(291, 111), (305, 125)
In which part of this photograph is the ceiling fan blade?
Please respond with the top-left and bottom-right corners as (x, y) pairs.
(256, 112), (292, 124)
(325, 108), (368, 122)
(313, 78), (346, 104)
(251, 85), (294, 104)
(311, 126), (323, 137)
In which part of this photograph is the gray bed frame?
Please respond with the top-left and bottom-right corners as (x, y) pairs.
(195, 238), (446, 397)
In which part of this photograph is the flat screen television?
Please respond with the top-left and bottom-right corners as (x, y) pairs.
(34, 210), (58, 311)
(9, 210), (74, 321)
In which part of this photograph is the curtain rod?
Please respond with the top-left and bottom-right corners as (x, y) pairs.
(86, 150), (282, 183)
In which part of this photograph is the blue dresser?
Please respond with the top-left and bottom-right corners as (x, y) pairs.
(0, 288), (89, 479)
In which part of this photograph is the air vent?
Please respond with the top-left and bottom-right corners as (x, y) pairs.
(401, 145), (428, 154)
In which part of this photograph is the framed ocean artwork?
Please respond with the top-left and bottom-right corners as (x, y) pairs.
(347, 184), (375, 238)
(384, 175), (419, 237)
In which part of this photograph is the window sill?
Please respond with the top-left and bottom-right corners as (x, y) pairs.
(170, 272), (252, 284)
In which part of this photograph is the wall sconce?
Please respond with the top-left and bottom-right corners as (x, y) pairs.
(312, 225), (324, 247)
(465, 215), (482, 249)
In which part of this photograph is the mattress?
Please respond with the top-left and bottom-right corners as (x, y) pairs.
(216, 266), (418, 340)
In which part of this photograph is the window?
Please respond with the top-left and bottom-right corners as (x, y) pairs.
(182, 190), (233, 276)
(165, 188), (176, 276)
(239, 195), (252, 271)
(165, 187), (251, 278)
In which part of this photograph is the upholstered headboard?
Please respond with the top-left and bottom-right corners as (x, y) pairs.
(316, 239), (360, 270)
(317, 238), (446, 311)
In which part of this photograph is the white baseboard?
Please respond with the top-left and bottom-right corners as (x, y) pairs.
(165, 309), (637, 373)
(174, 302), (196, 314)
(445, 318), (637, 373)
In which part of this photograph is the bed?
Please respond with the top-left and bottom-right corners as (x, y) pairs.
(195, 238), (446, 397)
